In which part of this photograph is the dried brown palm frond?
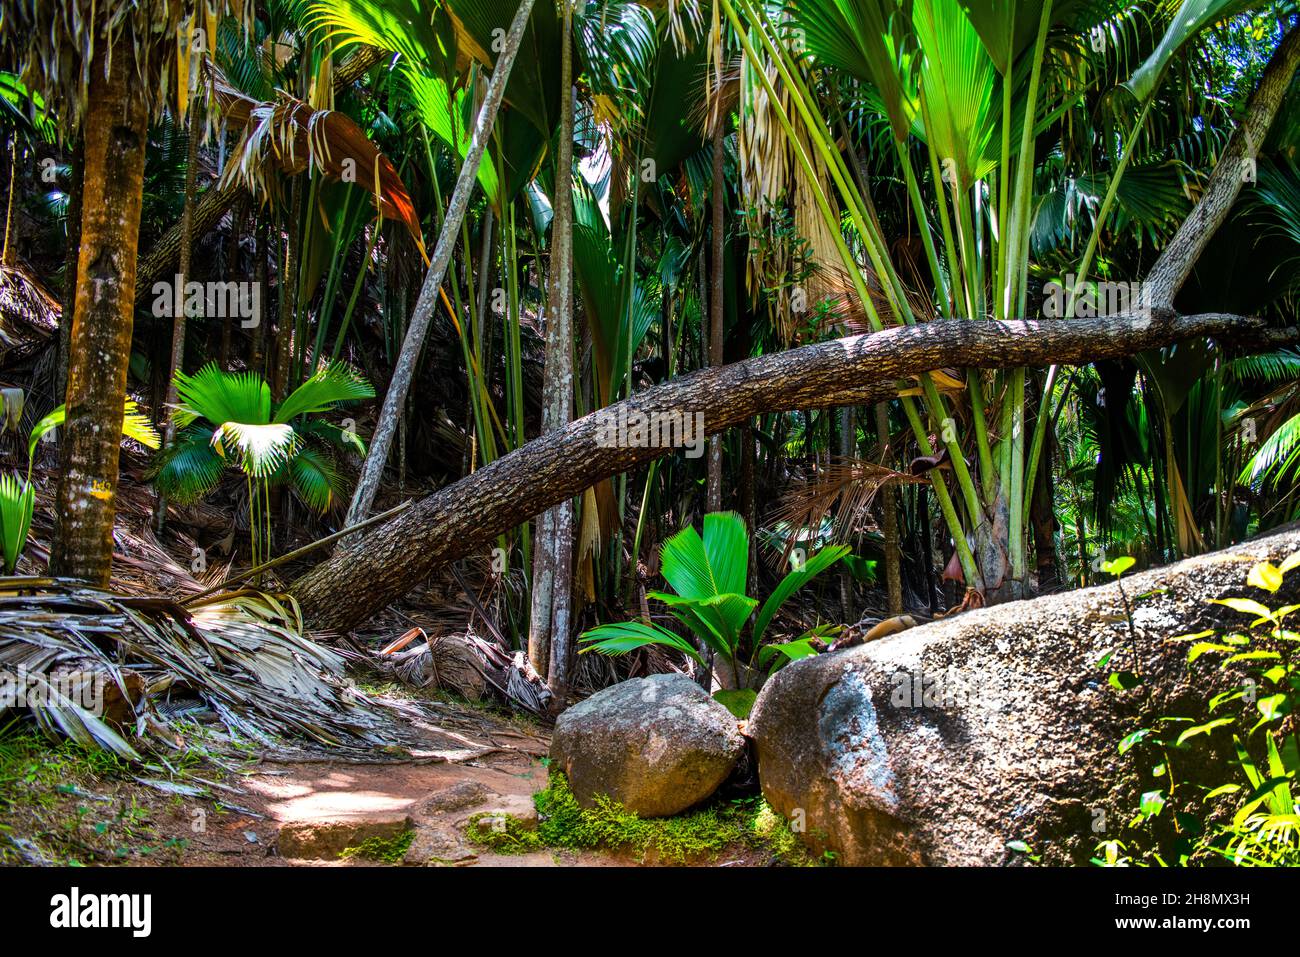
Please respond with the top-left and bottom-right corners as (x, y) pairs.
(765, 456), (929, 569)
(0, 581), (411, 757)
(0, 1), (253, 136)
(210, 64), (425, 256)
(737, 41), (872, 344)
(0, 264), (59, 356)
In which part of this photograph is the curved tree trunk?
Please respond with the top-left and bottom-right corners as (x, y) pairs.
(1145, 23), (1300, 307)
(344, 0), (538, 533)
(50, 42), (149, 584)
(290, 311), (1284, 631)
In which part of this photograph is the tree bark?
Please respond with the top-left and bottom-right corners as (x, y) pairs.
(291, 310), (1283, 630)
(344, 0), (538, 533)
(56, 137), (83, 404)
(155, 99), (203, 532)
(1145, 23), (1300, 308)
(706, 113), (725, 513)
(532, 1), (576, 700)
(874, 402), (904, 615)
(50, 43), (149, 584)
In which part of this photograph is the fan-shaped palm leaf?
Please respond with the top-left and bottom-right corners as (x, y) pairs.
(273, 362), (376, 423)
(288, 446), (346, 513)
(148, 427), (228, 505)
(172, 364), (272, 431)
(211, 422), (301, 479)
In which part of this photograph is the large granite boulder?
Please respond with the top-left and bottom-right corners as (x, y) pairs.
(748, 527), (1300, 865)
(550, 673), (745, 817)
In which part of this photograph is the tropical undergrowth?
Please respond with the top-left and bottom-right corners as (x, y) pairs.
(1093, 555), (1300, 866)
(465, 769), (818, 866)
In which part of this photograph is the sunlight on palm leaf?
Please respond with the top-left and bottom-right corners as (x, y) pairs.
(273, 362), (376, 423)
(211, 422), (302, 479)
(0, 472), (35, 574)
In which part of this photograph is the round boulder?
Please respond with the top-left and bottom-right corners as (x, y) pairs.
(549, 673), (745, 817)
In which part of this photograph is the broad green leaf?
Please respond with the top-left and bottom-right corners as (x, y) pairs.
(713, 689), (757, 720)
(1176, 718), (1234, 746)
(1247, 561), (1283, 593)
(1211, 597), (1274, 620)
(1101, 556), (1136, 576)
(753, 545), (849, 645)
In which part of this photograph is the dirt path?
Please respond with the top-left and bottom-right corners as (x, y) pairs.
(0, 694), (640, 867)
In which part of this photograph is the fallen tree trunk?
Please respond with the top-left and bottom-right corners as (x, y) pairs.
(747, 523), (1300, 865)
(291, 311), (1290, 630)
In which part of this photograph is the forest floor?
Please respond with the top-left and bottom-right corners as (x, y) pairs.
(0, 690), (633, 866)
(1, 464), (774, 867)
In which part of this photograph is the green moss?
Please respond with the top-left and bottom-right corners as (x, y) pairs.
(466, 771), (818, 866)
(338, 828), (415, 863)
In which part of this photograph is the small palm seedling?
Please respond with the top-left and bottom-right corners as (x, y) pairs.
(148, 363), (373, 568)
(580, 511), (848, 709)
(0, 401), (159, 575)
(1097, 555), (1141, 688)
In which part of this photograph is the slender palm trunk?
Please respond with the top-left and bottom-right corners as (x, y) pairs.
(50, 43), (149, 584)
(706, 112), (725, 512)
(875, 402), (903, 615)
(156, 100), (203, 532)
(56, 138), (83, 404)
(533, 2), (576, 702)
(345, 0), (538, 532)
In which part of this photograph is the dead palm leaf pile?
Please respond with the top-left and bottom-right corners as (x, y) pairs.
(0, 580), (411, 760)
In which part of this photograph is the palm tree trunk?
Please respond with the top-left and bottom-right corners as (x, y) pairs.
(875, 402), (903, 615)
(534, 1), (576, 701)
(219, 196), (245, 371)
(251, 218), (268, 375)
(345, 0), (538, 535)
(156, 99), (203, 533)
(706, 112), (725, 513)
(55, 137), (83, 404)
(289, 310), (1275, 631)
(1145, 24), (1300, 308)
(50, 43), (149, 584)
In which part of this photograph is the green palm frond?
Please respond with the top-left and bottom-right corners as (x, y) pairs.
(1240, 413), (1300, 489)
(578, 620), (705, 664)
(0, 472), (36, 575)
(1124, 0), (1264, 103)
(913, 0), (1000, 188)
(753, 544), (850, 644)
(1229, 349), (1300, 383)
(273, 362), (375, 424)
(173, 364), (273, 430)
(288, 447), (346, 514)
(656, 511), (754, 654)
(298, 418), (368, 457)
(148, 427), (227, 505)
